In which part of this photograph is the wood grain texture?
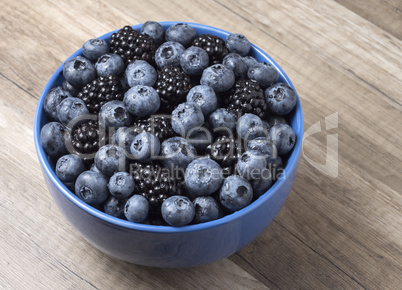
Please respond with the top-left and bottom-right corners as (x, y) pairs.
(334, 0), (402, 39)
(0, 0), (401, 289)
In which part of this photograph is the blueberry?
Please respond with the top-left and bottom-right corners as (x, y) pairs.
(130, 132), (160, 163)
(250, 168), (272, 198)
(269, 156), (284, 181)
(63, 55), (96, 88)
(236, 113), (265, 140)
(225, 33), (251, 56)
(55, 154), (85, 182)
(209, 108), (237, 135)
(161, 196), (195, 226)
(75, 170), (109, 205)
(265, 83), (297, 115)
(155, 41), (185, 69)
(57, 97), (90, 126)
(40, 122), (70, 158)
(236, 150), (267, 180)
(124, 60), (157, 87)
(62, 80), (80, 96)
(186, 85), (217, 115)
(90, 162), (106, 177)
(111, 126), (137, 154)
(160, 137), (197, 171)
(262, 120), (270, 132)
(124, 195), (149, 223)
(165, 23), (197, 47)
(193, 196), (221, 223)
(108, 171), (135, 199)
(141, 21), (164, 45)
(269, 123), (296, 155)
(248, 62), (278, 88)
(95, 144), (127, 177)
(247, 137), (278, 164)
(180, 46), (209, 75)
(123, 85), (160, 118)
(119, 75), (130, 92)
(243, 56), (258, 70)
(99, 100), (133, 130)
(267, 115), (288, 127)
(95, 53), (125, 77)
(200, 64), (235, 93)
(104, 196), (127, 219)
(82, 38), (109, 62)
(185, 158), (224, 196)
(172, 102), (205, 136)
(223, 53), (247, 79)
(187, 126), (213, 153)
(44, 86), (72, 121)
(219, 175), (253, 212)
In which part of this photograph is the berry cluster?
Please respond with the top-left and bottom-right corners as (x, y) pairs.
(40, 22), (297, 226)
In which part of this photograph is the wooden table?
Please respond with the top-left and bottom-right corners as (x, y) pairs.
(1, 0), (401, 288)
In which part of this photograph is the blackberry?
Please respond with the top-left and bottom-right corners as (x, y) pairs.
(154, 66), (192, 113)
(206, 135), (244, 177)
(109, 25), (156, 65)
(130, 115), (176, 142)
(77, 75), (123, 114)
(129, 161), (184, 214)
(192, 34), (229, 65)
(71, 119), (104, 155)
(222, 79), (267, 119)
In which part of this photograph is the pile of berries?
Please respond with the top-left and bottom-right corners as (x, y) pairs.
(40, 22), (298, 226)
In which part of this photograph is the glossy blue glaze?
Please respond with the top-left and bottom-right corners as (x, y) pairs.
(33, 22), (304, 268)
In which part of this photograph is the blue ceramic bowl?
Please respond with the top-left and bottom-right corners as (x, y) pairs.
(34, 21), (304, 268)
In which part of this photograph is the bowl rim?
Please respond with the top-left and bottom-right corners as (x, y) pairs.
(34, 21), (304, 233)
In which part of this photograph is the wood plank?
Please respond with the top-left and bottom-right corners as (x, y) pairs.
(230, 220), (367, 289)
(334, 0), (402, 39)
(0, 0), (401, 288)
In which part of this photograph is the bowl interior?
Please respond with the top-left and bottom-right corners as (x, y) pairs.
(34, 21), (304, 233)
